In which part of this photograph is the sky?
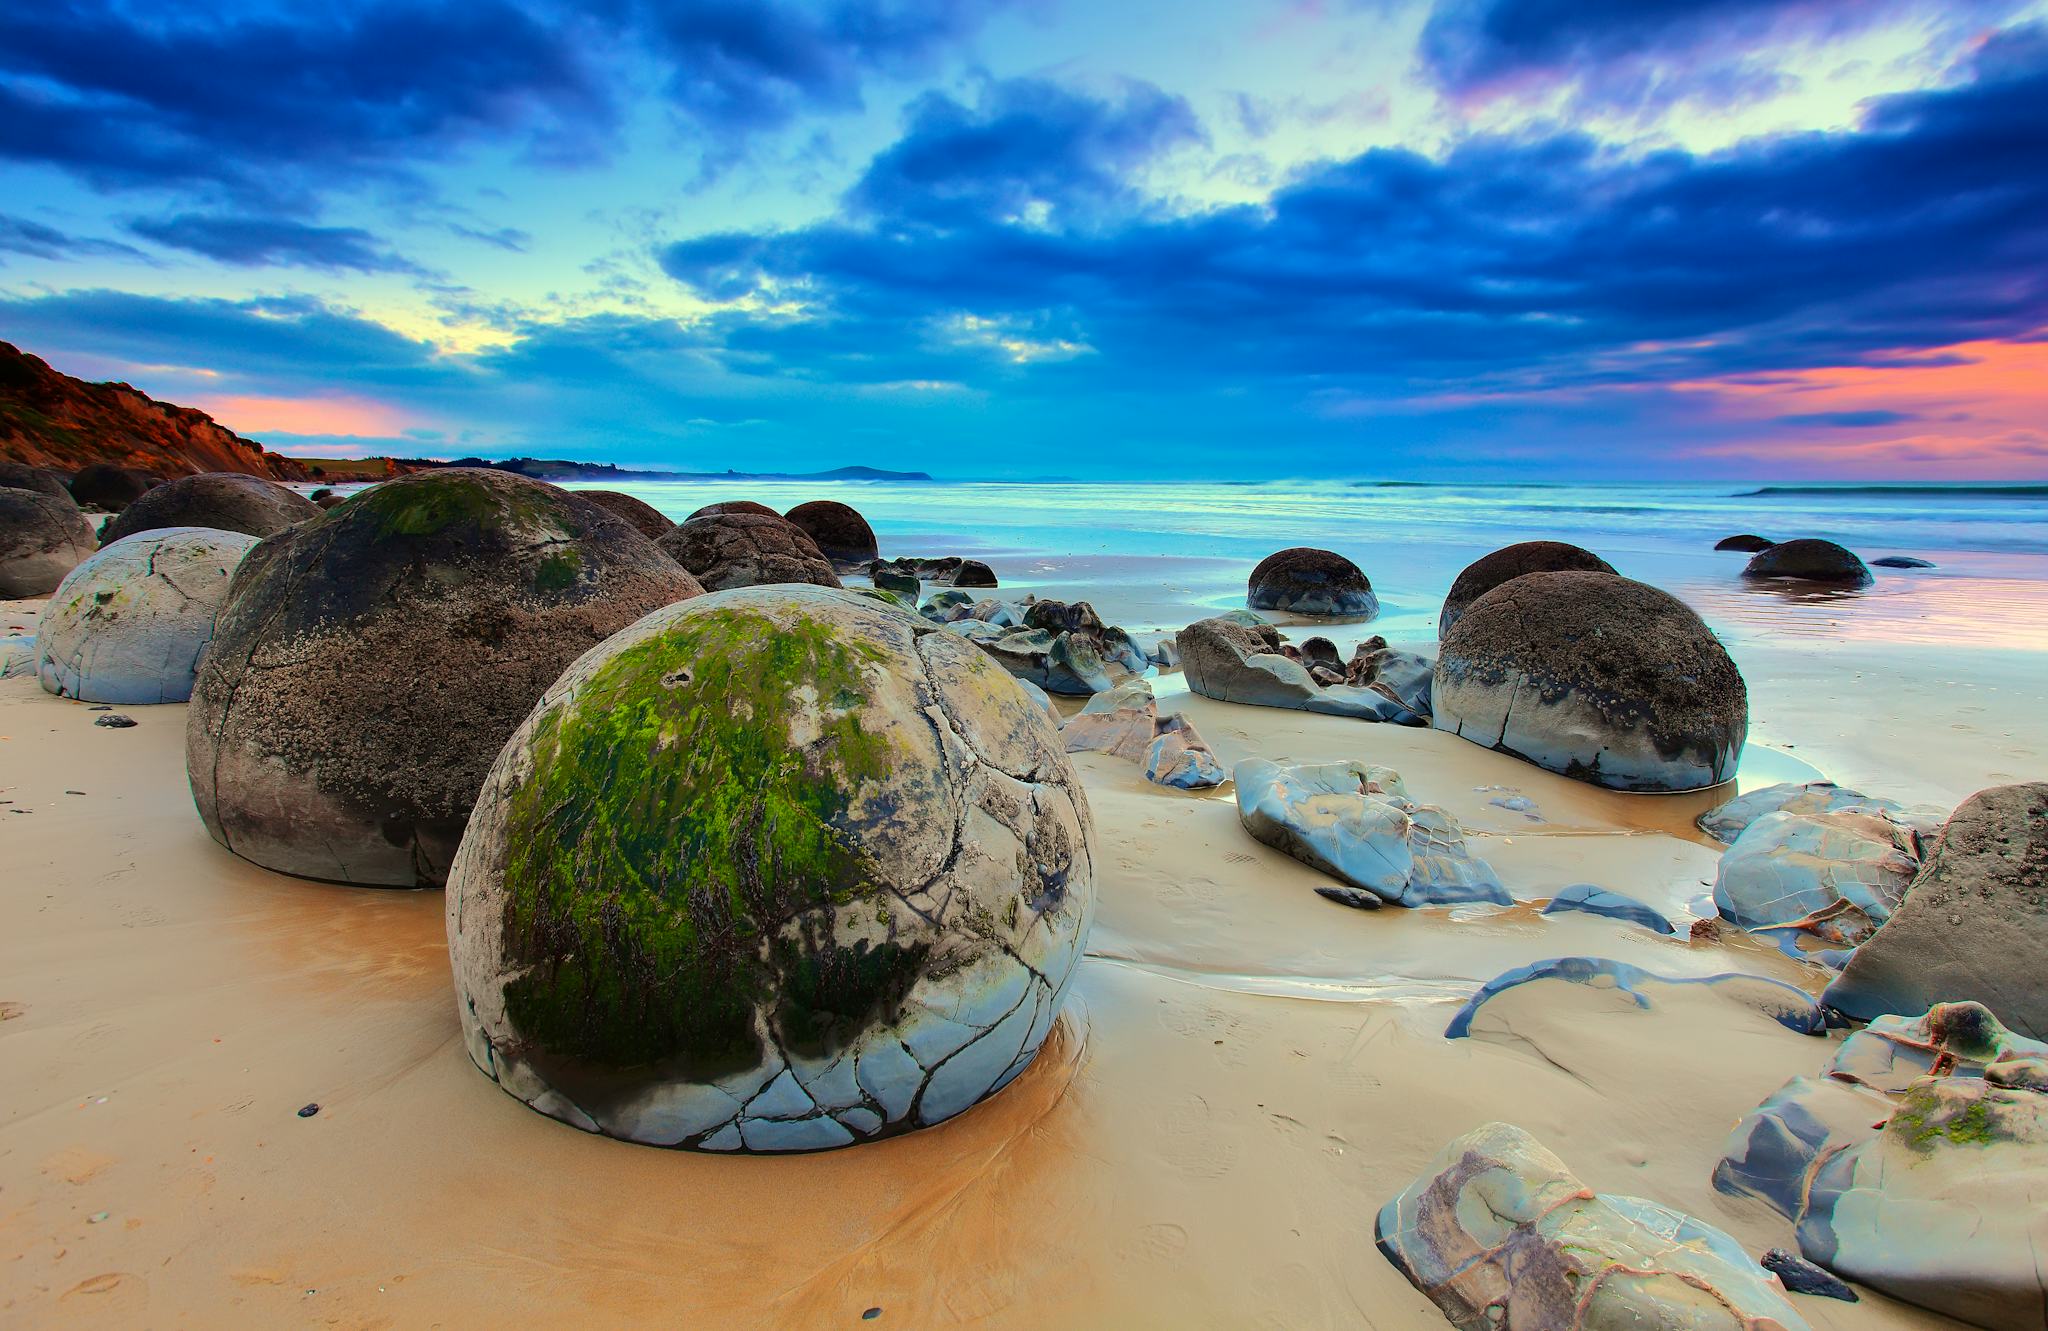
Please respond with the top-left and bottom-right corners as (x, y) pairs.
(2, 0), (2046, 481)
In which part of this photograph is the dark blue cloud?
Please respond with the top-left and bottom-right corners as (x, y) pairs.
(127, 214), (430, 275)
(1770, 410), (1922, 428)
(0, 213), (146, 263)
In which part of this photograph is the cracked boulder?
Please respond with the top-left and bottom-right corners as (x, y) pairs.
(1380, 1120), (1811, 1331)
(658, 511), (842, 591)
(1697, 780), (1943, 844)
(1714, 1002), (2048, 1329)
(446, 585), (1096, 1151)
(935, 597), (1148, 696)
(1434, 570), (1746, 792)
(1181, 616), (1425, 722)
(576, 490), (674, 540)
(1438, 540), (1614, 639)
(1742, 538), (1873, 588)
(36, 527), (259, 703)
(1062, 679), (1226, 790)
(0, 485), (97, 596)
(187, 469), (702, 887)
(1712, 810), (1922, 967)
(1235, 759), (1508, 907)
(1823, 782), (2048, 1038)
(1247, 546), (1378, 618)
(99, 472), (318, 546)
(785, 499), (879, 567)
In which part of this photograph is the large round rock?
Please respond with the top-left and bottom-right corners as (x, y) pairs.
(0, 486), (97, 596)
(658, 511), (842, 591)
(578, 490), (673, 540)
(1439, 540), (1614, 638)
(188, 470), (703, 887)
(1433, 570), (1747, 791)
(37, 527), (260, 703)
(101, 472), (318, 546)
(447, 585), (1096, 1151)
(1247, 547), (1378, 618)
(1742, 538), (1872, 587)
(687, 499), (778, 520)
(70, 464), (160, 510)
(0, 463), (74, 503)
(785, 499), (878, 566)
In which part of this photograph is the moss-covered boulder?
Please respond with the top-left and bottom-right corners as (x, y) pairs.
(37, 527), (260, 703)
(0, 486), (97, 596)
(100, 472), (317, 546)
(785, 499), (878, 567)
(187, 469), (702, 887)
(578, 489), (673, 540)
(446, 585), (1096, 1151)
(657, 511), (841, 591)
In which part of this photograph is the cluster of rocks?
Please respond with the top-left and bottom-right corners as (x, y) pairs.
(868, 554), (999, 593)
(1717, 534), (1932, 581)
(1059, 678), (1226, 789)
(1180, 613), (1431, 723)
(1234, 759), (1508, 909)
(924, 592), (1151, 695)
(446, 585), (1095, 1150)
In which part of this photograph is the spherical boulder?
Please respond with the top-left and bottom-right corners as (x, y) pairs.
(658, 511), (841, 591)
(578, 490), (674, 540)
(785, 499), (878, 566)
(70, 464), (160, 511)
(36, 527), (260, 703)
(187, 469), (703, 887)
(1247, 547), (1377, 618)
(1439, 540), (1615, 638)
(1742, 538), (1872, 587)
(0, 486), (97, 596)
(0, 463), (74, 503)
(101, 472), (318, 546)
(447, 584), (1096, 1151)
(1434, 570), (1747, 791)
(687, 499), (779, 520)
(1715, 534), (1775, 553)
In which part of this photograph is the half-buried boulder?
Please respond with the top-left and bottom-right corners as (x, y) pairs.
(1742, 538), (1872, 587)
(188, 469), (702, 887)
(70, 464), (160, 510)
(100, 472), (318, 546)
(785, 499), (879, 567)
(1433, 571), (1746, 792)
(658, 511), (841, 591)
(577, 490), (674, 540)
(686, 499), (778, 520)
(445, 585), (1095, 1151)
(1824, 782), (2048, 1038)
(37, 527), (260, 703)
(0, 486), (97, 596)
(1438, 540), (1614, 639)
(1247, 547), (1377, 618)
(0, 463), (75, 503)
(1715, 534), (1775, 552)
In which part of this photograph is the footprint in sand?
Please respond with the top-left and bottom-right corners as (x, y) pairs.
(60, 1272), (145, 1312)
(1116, 1221), (1189, 1263)
(1159, 1094), (1239, 1179)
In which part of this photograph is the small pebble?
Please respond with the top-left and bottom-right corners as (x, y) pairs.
(862, 1309), (883, 1321)
(93, 714), (137, 729)
(1763, 1248), (1858, 1301)
(297, 1102), (321, 1118)
(1314, 885), (1382, 911)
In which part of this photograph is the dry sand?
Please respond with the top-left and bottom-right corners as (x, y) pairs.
(0, 587), (2024, 1329)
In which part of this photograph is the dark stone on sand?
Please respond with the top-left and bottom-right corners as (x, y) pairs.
(94, 713), (138, 728)
(101, 472), (318, 546)
(0, 486), (97, 596)
(657, 511), (841, 591)
(1763, 1249), (1858, 1301)
(1434, 570), (1747, 792)
(1715, 534), (1776, 553)
(70, 464), (161, 511)
(578, 490), (674, 540)
(187, 469), (702, 888)
(955, 558), (997, 587)
(0, 463), (75, 503)
(1316, 886), (1384, 911)
(785, 499), (878, 566)
(870, 555), (998, 588)
(1871, 556), (1935, 569)
(1439, 540), (1615, 639)
(1742, 538), (1873, 587)
(686, 500), (778, 520)
(1247, 547), (1378, 618)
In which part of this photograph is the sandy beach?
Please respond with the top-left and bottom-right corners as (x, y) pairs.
(4, 538), (2033, 1328)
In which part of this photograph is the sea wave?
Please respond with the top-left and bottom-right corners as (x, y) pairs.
(1737, 484), (2048, 499)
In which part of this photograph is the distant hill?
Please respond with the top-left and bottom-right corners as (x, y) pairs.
(0, 340), (308, 481)
(389, 456), (937, 483)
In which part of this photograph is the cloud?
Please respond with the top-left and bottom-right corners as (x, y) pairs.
(0, 212), (147, 263)
(1768, 409), (1920, 427)
(127, 214), (430, 275)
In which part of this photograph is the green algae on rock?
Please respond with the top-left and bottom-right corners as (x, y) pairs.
(186, 468), (701, 888)
(446, 584), (1096, 1152)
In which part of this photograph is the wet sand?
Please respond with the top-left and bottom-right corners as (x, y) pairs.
(4, 577), (2014, 1329)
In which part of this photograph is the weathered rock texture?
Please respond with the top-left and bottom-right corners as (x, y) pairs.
(1438, 541), (1614, 639)
(1824, 783), (2048, 1038)
(785, 499), (878, 566)
(686, 500), (779, 520)
(1742, 539), (1873, 587)
(1713, 810), (1922, 966)
(0, 485), (97, 596)
(1061, 679), (1226, 789)
(187, 469), (702, 887)
(1247, 547), (1378, 618)
(658, 511), (842, 591)
(1433, 571), (1747, 792)
(445, 585), (1096, 1151)
(1697, 780), (1942, 845)
(1380, 1121), (1812, 1331)
(37, 527), (259, 703)
(0, 463), (74, 502)
(929, 596), (1148, 696)
(576, 490), (674, 540)
(871, 555), (997, 588)
(100, 472), (318, 546)
(1180, 615), (1424, 722)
